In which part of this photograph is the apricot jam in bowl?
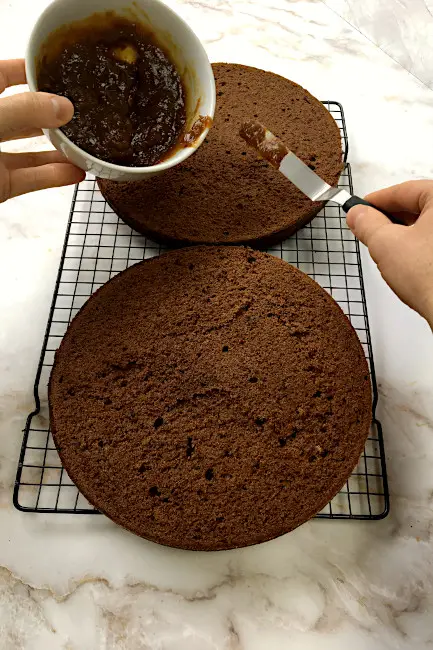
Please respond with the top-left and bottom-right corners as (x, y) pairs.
(26, 0), (215, 180)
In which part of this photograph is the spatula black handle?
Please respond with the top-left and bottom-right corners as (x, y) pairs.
(342, 195), (405, 226)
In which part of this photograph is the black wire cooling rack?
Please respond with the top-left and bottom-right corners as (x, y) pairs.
(14, 102), (389, 520)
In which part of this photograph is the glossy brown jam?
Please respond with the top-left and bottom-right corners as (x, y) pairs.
(182, 115), (213, 146)
(239, 120), (289, 168)
(37, 13), (186, 167)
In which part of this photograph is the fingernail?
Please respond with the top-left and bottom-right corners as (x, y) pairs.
(346, 206), (365, 232)
(51, 96), (73, 122)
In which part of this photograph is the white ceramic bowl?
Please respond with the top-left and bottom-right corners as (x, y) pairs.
(25, 0), (215, 180)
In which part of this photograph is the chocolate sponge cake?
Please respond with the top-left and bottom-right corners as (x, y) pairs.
(98, 64), (343, 247)
(49, 247), (371, 550)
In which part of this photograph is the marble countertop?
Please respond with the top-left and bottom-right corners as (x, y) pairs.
(1, 0), (433, 647)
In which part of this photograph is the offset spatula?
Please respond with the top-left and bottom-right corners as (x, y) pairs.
(239, 121), (404, 225)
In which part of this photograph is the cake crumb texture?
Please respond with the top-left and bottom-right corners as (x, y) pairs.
(49, 246), (371, 550)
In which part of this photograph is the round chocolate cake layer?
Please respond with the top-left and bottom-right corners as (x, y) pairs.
(98, 63), (343, 247)
(49, 247), (371, 550)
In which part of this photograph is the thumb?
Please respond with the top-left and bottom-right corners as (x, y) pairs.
(346, 204), (392, 247)
(0, 92), (74, 141)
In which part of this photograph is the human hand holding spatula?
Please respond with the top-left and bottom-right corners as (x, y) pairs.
(239, 120), (405, 225)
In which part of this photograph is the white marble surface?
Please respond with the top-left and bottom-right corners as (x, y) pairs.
(1, 0), (433, 648)
(322, 0), (433, 89)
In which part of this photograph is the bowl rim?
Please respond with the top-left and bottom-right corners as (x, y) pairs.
(25, 0), (216, 175)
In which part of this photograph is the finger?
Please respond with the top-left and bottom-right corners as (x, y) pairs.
(382, 211), (418, 226)
(0, 59), (26, 93)
(366, 180), (433, 216)
(7, 128), (44, 141)
(0, 92), (74, 141)
(9, 163), (85, 199)
(346, 205), (396, 248)
(1, 150), (70, 171)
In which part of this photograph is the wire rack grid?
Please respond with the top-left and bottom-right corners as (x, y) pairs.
(14, 101), (389, 521)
